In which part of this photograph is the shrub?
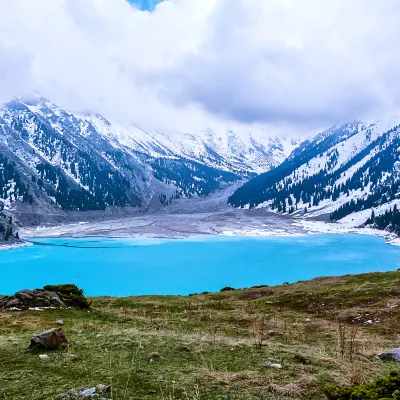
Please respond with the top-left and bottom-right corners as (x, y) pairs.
(43, 284), (91, 309)
(293, 354), (311, 365)
(220, 287), (235, 292)
(324, 371), (400, 399)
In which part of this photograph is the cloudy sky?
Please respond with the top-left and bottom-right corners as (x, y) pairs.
(1, 0), (400, 136)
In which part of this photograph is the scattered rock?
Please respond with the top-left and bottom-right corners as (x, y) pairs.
(1, 289), (65, 311)
(377, 348), (400, 362)
(57, 320), (64, 326)
(80, 388), (96, 397)
(63, 353), (77, 360)
(96, 384), (111, 393)
(30, 328), (69, 349)
(39, 354), (50, 361)
(264, 360), (282, 369)
(59, 385), (112, 399)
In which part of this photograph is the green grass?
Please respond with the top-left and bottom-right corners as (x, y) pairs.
(2, 271), (400, 399)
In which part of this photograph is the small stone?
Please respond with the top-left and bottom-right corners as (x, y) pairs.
(63, 353), (77, 359)
(56, 320), (64, 326)
(304, 318), (311, 323)
(80, 387), (96, 397)
(157, 375), (164, 382)
(76, 330), (84, 334)
(149, 359), (154, 363)
(264, 360), (282, 369)
(267, 330), (276, 335)
(110, 341), (120, 346)
(39, 354), (50, 361)
(234, 356), (239, 361)
(95, 334), (103, 338)
(96, 384), (111, 393)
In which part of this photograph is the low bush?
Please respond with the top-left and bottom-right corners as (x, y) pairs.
(220, 286), (235, 292)
(324, 371), (400, 399)
(43, 284), (91, 309)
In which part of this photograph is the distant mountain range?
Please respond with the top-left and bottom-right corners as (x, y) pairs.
(3, 96), (399, 236)
(229, 116), (400, 233)
(0, 97), (298, 226)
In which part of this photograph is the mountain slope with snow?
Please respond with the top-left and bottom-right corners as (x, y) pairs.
(229, 116), (400, 230)
(0, 97), (298, 225)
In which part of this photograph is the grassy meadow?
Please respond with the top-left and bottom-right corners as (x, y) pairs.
(2, 271), (400, 399)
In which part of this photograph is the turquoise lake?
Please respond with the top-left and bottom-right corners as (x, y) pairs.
(1, 234), (400, 296)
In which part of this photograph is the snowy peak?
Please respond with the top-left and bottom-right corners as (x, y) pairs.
(0, 96), (296, 224)
(229, 114), (400, 231)
(84, 113), (299, 174)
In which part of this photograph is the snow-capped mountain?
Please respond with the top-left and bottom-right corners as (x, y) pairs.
(84, 114), (298, 174)
(0, 97), (297, 225)
(229, 116), (400, 232)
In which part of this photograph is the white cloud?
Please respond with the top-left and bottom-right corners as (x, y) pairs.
(1, 0), (400, 136)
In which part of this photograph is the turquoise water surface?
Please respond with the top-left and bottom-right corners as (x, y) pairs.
(1, 234), (400, 296)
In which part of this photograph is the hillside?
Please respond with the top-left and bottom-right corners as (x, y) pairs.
(2, 271), (400, 399)
(229, 117), (400, 233)
(0, 97), (298, 226)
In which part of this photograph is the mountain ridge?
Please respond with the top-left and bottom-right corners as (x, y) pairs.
(0, 96), (298, 228)
(228, 115), (400, 233)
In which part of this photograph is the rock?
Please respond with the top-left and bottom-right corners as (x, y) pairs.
(95, 334), (103, 338)
(264, 360), (282, 369)
(57, 320), (64, 326)
(304, 318), (312, 323)
(157, 375), (164, 382)
(377, 348), (400, 362)
(5, 298), (21, 308)
(80, 387), (96, 397)
(15, 290), (34, 302)
(39, 354), (50, 361)
(96, 384), (111, 393)
(267, 330), (276, 336)
(1, 289), (66, 310)
(30, 328), (69, 349)
(63, 353), (77, 359)
(76, 330), (84, 334)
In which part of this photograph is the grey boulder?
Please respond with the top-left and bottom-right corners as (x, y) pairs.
(377, 348), (400, 362)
